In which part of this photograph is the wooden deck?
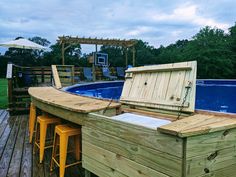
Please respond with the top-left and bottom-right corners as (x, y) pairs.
(0, 110), (85, 177)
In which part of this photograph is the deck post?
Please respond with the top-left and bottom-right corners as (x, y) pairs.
(6, 63), (13, 112)
(62, 42), (65, 65)
(132, 46), (135, 66)
(92, 44), (97, 81)
(125, 48), (128, 67)
(41, 67), (45, 83)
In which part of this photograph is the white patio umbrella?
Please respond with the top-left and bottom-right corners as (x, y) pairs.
(0, 38), (47, 50)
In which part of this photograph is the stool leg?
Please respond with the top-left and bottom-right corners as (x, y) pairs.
(29, 103), (36, 143)
(50, 132), (58, 171)
(74, 135), (81, 161)
(60, 134), (68, 177)
(33, 122), (39, 154)
(39, 122), (47, 163)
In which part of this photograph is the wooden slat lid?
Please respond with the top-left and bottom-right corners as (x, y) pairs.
(120, 61), (197, 113)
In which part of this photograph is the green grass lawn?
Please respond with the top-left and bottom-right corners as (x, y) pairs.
(0, 79), (8, 109)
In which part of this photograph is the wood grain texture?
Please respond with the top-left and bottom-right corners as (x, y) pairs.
(83, 155), (128, 177)
(186, 146), (236, 176)
(0, 115), (20, 176)
(20, 118), (32, 177)
(83, 126), (182, 177)
(186, 128), (236, 158)
(51, 65), (62, 89)
(82, 141), (169, 177)
(88, 112), (183, 157)
(158, 113), (236, 137)
(120, 61), (197, 113)
(29, 87), (121, 113)
(8, 116), (27, 176)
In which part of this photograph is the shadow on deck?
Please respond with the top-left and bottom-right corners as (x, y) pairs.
(0, 110), (85, 177)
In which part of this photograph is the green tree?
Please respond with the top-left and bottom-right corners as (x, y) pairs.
(42, 42), (82, 66)
(183, 26), (234, 78)
(29, 36), (50, 59)
(229, 23), (236, 77)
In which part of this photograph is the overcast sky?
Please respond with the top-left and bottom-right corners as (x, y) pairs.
(0, 0), (235, 53)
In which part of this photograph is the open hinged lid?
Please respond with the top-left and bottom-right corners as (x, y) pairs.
(120, 61), (197, 113)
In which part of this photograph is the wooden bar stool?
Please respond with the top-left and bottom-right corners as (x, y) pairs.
(29, 102), (36, 143)
(50, 124), (81, 177)
(34, 115), (61, 163)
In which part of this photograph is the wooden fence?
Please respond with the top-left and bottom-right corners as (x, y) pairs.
(6, 63), (121, 115)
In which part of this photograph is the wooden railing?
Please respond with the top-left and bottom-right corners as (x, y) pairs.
(6, 63), (122, 115)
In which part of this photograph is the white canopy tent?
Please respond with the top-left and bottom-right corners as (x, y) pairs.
(0, 38), (47, 50)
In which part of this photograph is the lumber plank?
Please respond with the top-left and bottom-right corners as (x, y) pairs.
(29, 87), (121, 113)
(82, 141), (169, 177)
(0, 111), (10, 138)
(121, 61), (196, 113)
(20, 116), (32, 177)
(32, 151), (45, 177)
(0, 115), (20, 176)
(185, 146), (236, 176)
(0, 110), (8, 125)
(199, 163), (236, 177)
(126, 64), (192, 73)
(0, 116), (14, 157)
(83, 155), (128, 177)
(88, 113), (183, 157)
(31, 98), (88, 126)
(8, 116), (27, 176)
(158, 113), (236, 137)
(83, 126), (182, 177)
(51, 65), (62, 89)
(186, 128), (236, 158)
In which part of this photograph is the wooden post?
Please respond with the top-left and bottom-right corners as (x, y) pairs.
(71, 65), (75, 84)
(7, 79), (13, 110)
(6, 63), (13, 111)
(132, 46), (135, 66)
(125, 48), (128, 67)
(41, 67), (44, 83)
(62, 42), (65, 65)
(92, 44), (97, 81)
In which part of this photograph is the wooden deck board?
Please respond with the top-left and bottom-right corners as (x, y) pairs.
(0, 110), (88, 177)
(28, 87), (121, 113)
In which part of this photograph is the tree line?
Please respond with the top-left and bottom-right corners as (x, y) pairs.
(0, 24), (236, 79)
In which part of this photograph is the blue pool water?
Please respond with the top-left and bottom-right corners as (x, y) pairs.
(66, 80), (236, 114)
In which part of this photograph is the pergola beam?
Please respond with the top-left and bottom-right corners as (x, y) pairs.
(58, 36), (137, 69)
(58, 36), (137, 48)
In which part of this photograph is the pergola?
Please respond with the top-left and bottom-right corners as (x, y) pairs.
(58, 36), (138, 66)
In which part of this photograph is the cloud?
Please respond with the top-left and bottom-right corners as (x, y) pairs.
(0, 0), (235, 53)
(148, 3), (230, 30)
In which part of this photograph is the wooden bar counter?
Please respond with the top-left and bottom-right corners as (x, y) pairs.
(29, 61), (236, 177)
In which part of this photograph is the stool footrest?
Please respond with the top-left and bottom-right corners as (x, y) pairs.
(51, 157), (81, 168)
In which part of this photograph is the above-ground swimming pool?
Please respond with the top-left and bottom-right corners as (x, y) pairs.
(65, 80), (236, 114)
